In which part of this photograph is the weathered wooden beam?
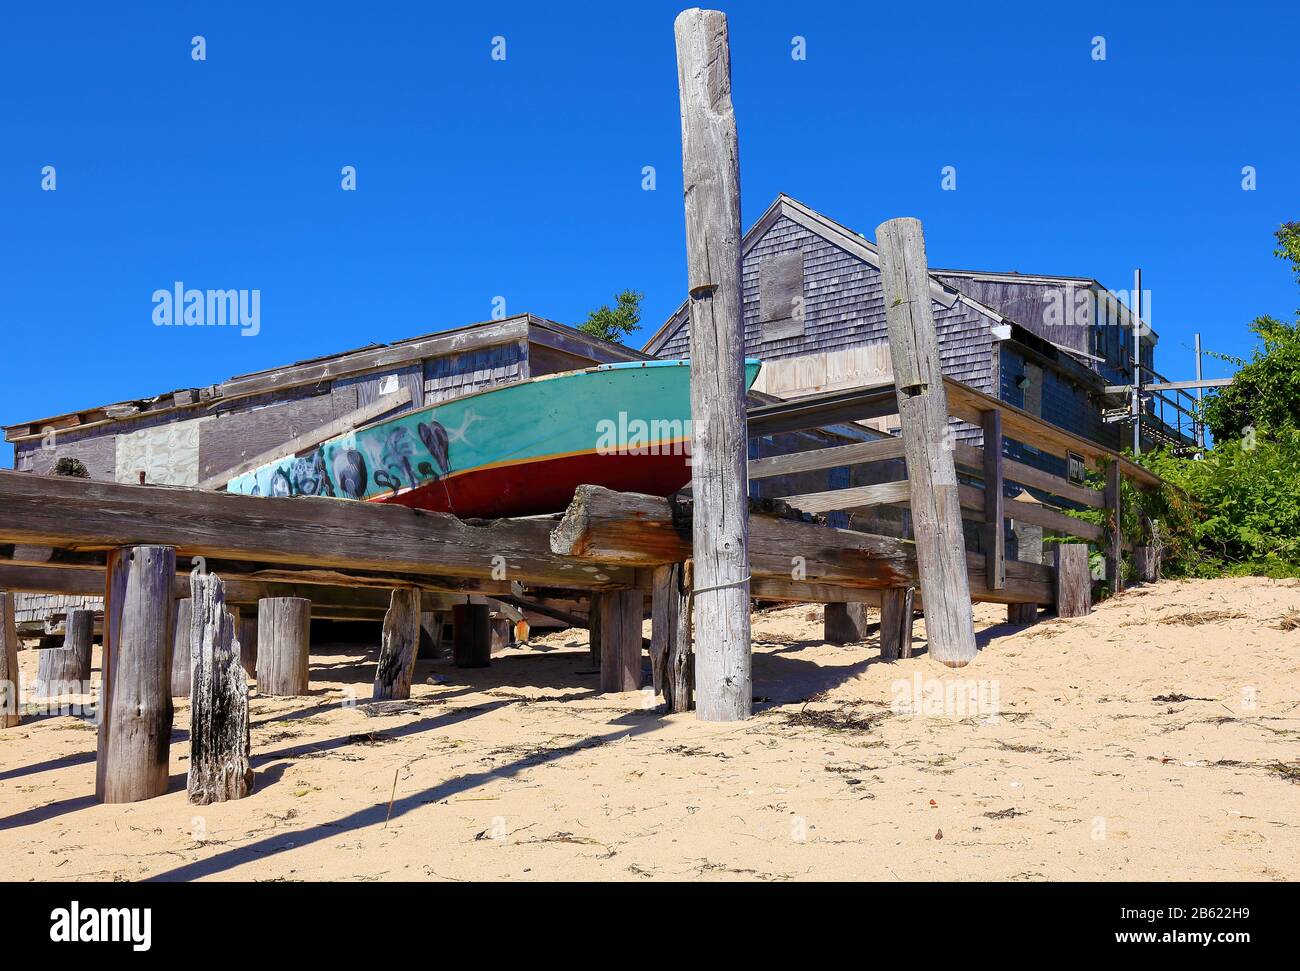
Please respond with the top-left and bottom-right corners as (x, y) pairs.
(675, 7), (751, 722)
(782, 480), (910, 515)
(879, 587), (915, 661)
(188, 572), (253, 804)
(373, 588), (421, 701)
(746, 382), (899, 437)
(599, 589), (643, 693)
(955, 484), (1110, 545)
(982, 410), (1006, 590)
(0, 471), (635, 591)
(1054, 544), (1092, 618)
(953, 443), (1104, 509)
(96, 546), (176, 804)
(748, 437), (905, 480)
(256, 597), (310, 696)
(554, 487), (1053, 605)
(197, 388), (412, 489)
(876, 217), (976, 667)
(0, 592), (20, 728)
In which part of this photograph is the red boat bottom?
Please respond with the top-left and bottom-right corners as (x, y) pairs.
(371, 450), (692, 518)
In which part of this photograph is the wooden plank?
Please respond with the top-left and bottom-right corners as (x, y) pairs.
(876, 217), (976, 667)
(1055, 543), (1092, 617)
(598, 589), (643, 693)
(197, 388), (411, 489)
(782, 480), (910, 514)
(956, 484), (1108, 544)
(982, 410), (1005, 590)
(879, 587), (915, 661)
(675, 7), (751, 722)
(747, 437), (905, 480)
(746, 382), (899, 437)
(952, 443), (1104, 508)
(0, 470), (637, 592)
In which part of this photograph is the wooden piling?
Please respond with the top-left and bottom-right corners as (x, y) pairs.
(1135, 546), (1161, 583)
(256, 597), (310, 696)
(373, 587), (421, 701)
(96, 545), (176, 803)
(587, 592), (603, 668)
(170, 598), (193, 697)
(876, 217), (977, 667)
(824, 602), (871, 644)
(879, 587), (915, 661)
(188, 572), (253, 804)
(1006, 603), (1039, 625)
(982, 409), (1006, 590)
(1054, 544), (1092, 618)
(674, 7), (752, 721)
(1105, 460), (1124, 593)
(36, 608), (94, 697)
(599, 589), (643, 693)
(238, 613), (258, 678)
(0, 592), (20, 728)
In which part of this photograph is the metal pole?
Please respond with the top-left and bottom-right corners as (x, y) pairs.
(1132, 269), (1142, 455)
(1194, 332), (1204, 452)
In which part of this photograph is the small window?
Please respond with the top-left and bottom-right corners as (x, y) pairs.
(759, 250), (805, 339)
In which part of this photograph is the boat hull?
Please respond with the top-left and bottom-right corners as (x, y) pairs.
(227, 359), (761, 519)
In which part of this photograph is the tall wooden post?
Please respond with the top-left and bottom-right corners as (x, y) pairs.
(599, 589), (643, 693)
(256, 597), (310, 696)
(170, 598), (193, 697)
(675, 7), (752, 721)
(96, 545), (176, 803)
(0, 591), (20, 729)
(876, 217), (977, 667)
(373, 587), (421, 701)
(1105, 460), (1124, 593)
(982, 409), (1005, 590)
(188, 572), (253, 804)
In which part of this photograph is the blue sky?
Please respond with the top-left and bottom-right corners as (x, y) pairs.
(2, 1), (1297, 464)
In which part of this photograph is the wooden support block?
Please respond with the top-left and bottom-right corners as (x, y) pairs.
(37, 608), (95, 697)
(452, 603), (491, 668)
(1104, 461), (1124, 593)
(599, 589), (643, 693)
(587, 592), (603, 667)
(880, 587), (915, 661)
(675, 8), (752, 722)
(876, 217), (977, 667)
(1006, 603), (1039, 625)
(96, 545), (176, 803)
(982, 409), (1005, 590)
(188, 571), (253, 804)
(256, 597), (310, 696)
(1054, 544), (1092, 618)
(489, 617), (513, 653)
(1134, 546), (1161, 583)
(238, 613), (258, 678)
(824, 602), (871, 644)
(170, 598), (193, 697)
(651, 562), (693, 713)
(0, 591), (20, 728)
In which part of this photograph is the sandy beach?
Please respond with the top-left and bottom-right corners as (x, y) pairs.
(2, 577), (1297, 882)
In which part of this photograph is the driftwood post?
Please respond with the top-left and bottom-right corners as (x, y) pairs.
(824, 602), (871, 644)
(170, 598), (193, 697)
(36, 608), (94, 697)
(1055, 544), (1092, 618)
(675, 7), (752, 721)
(982, 409), (1006, 590)
(0, 592), (19, 728)
(256, 597), (310, 696)
(599, 589), (643, 693)
(188, 572), (253, 804)
(373, 587), (421, 701)
(96, 545), (175, 803)
(879, 587), (915, 661)
(876, 217), (977, 667)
